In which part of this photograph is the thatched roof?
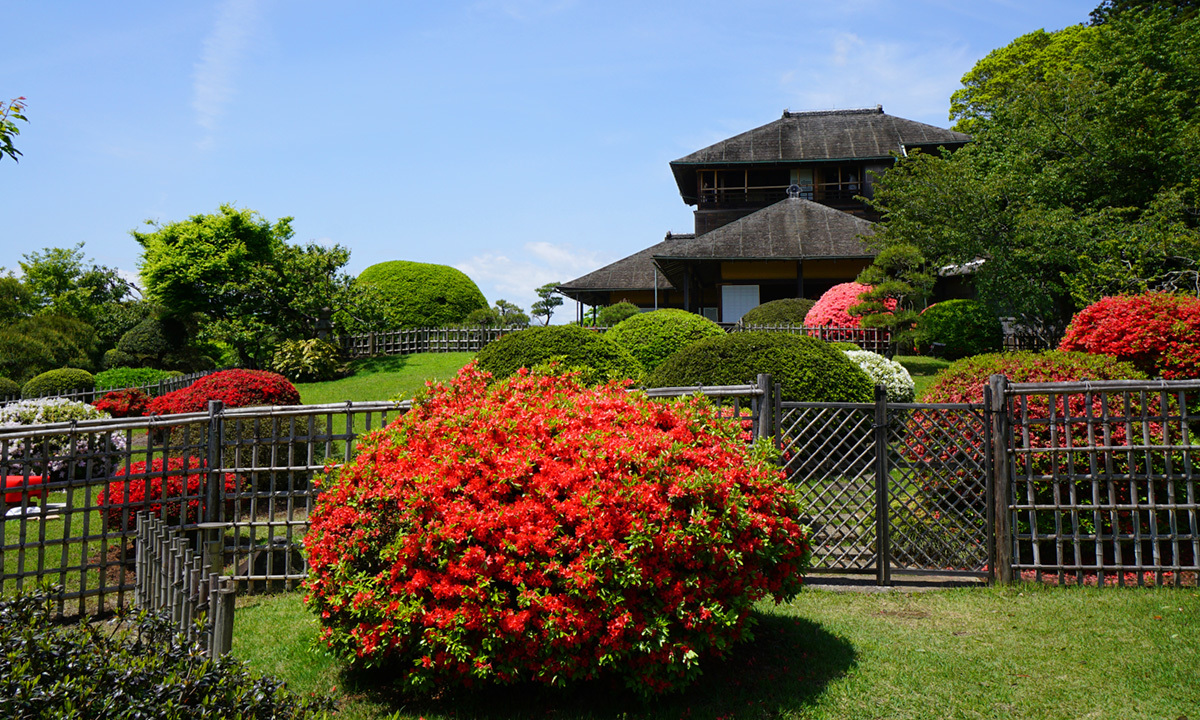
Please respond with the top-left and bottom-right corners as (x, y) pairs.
(557, 232), (693, 305)
(653, 197), (874, 286)
(670, 106), (970, 202)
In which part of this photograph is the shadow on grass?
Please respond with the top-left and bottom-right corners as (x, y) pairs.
(347, 355), (418, 376)
(339, 612), (856, 719)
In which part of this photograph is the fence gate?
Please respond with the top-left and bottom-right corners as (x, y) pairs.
(777, 386), (993, 583)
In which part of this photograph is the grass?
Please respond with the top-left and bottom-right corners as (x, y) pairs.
(233, 584), (1200, 719)
(896, 355), (953, 399)
(296, 352), (474, 404)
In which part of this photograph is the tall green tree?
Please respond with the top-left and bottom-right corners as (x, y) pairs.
(19, 243), (134, 325)
(1, 97), (26, 164)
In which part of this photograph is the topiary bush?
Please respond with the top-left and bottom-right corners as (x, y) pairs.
(304, 365), (811, 695)
(475, 325), (642, 382)
(0, 377), (19, 399)
(102, 347), (138, 370)
(269, 338), (346, 382)
(914, 299), (1003, 360)
(843, 350), (915, 402)
(740, 298), (817, 326)
(805, 282), (892, 327)
(595, 301), (641, 327)
(97, 456), (239, 532)
(94, 366), (177, 390)
(605, 309), (725, 373)
(644, 332), (873, 403)
(0, 589), (332, 719)
(357, 260), (488, 329)
(146, 370), (300, 415)
(1059, 292), (1200, 379)
(21, 368), (95, 399)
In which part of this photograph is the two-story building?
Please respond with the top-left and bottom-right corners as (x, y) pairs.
(559, 106), (969, 323)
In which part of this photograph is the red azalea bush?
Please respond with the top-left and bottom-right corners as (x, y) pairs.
(304, 364), (811, 695)
(93, 388), (150, 418)
(96, 456), (239, 531)
(804, 282), (894, 327)
(1059, 292), (1200, 379)
(146, 369), (300, 415)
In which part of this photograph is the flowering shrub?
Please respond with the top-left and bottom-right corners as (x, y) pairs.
(96, 456), (239, 531)
(94, 389), (149, 418)
(0, 398), (126, 480)
(1059, 293), (1200, 379)
(305, 364), (811, 695)
(147, 370), (300, 415)
(804, 282), (894, 327)
(843, 350), (915, 402)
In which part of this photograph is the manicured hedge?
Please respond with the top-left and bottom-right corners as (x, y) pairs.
(644, 332), (874, 403)
(915, 299), (1003, 360)
(358, 260), (488, 329)
(0, 377), (19, 398)
(21, 368), (95, 399)
(596, 301), (641, 327)
(741, 298), (817, 325)
(305, 365), (810, 695)
(605, 309), (725, 372)
(475, 325), (643, 382)
(94, 366), (177, 390)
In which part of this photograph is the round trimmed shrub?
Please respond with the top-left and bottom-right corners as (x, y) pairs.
(605, 309), (725, 373)
(21, 368), (95, 399)
(146, 370), (300, 415)
(914, 299), (1003, 360)
(596, 301), (640, 327)
(1059, 292), (1200, 379)
(921, 351), (1147, 404)
(844, 350), (915, 402)
(805, 282), (892, 327)
(116, 316), (187, 368)
(97, 456), (240, 532)
(475, 325), (642, 382)
(305, 365), (811, 695)
(741, 298), (817, 325)
(270, 338), (346, 383)
(0, 377), (19, 398)
(102, 348), (138, 370)
(94, 366), (177, 390)
(357, 260), (488, 329)
(644, 332), (873, 403)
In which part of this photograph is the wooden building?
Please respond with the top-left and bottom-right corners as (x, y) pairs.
(559, 106), (970, 323)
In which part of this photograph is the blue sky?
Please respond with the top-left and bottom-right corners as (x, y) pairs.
(3, 0), (1096, 317)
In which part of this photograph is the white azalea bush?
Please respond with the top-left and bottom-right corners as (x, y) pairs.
(842, 350), (915, 403)
(0, 398), (126, 480)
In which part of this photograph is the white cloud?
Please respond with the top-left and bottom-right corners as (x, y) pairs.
(192, 0), (261, 146)
(456, 241), (611, 320)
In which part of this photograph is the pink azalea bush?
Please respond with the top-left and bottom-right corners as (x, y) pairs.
(804, 282), (894, 327)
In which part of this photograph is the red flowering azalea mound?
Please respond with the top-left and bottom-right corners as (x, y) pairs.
(304, 364), (811, 695)
(97, 456), (239, 532)
(804, 282), (894, 327)
(1059, 292), (1200, 379)
(94, 388), (149, 418)
(146, 369), (300, 415)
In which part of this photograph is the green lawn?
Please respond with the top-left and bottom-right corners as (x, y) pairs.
(896, 355), (953, 400)
(296, 352), (475, 404)
(233, 584), (1200, 719)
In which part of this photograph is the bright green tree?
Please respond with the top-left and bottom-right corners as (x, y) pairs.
(1, 97), (26, 164)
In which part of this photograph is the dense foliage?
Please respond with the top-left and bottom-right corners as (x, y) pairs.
(595, 301), (641, 327)
(270, 338), (347, 382)
(93, 388), (150, 418)
(605, 309), (725, 373)
(922, 351), (1147, 403)
(147, 369), (300, 415)
(305, 365), (811, 695)
(0, 589), (332, 719)
(115, 315), (199, 370)
(872, 8), (1200, 337)
(851, 243), (934, 349)
(805, 283), (893, 327)
(739, 298), (817, 326)
(357, 260), (488, 329)
(94, 366), (179, 390)
(644, 332), (874, 403)
(843, 350), (915, 402)
(20, 368), (95, 399)
(914, 299), (1004, 360)
(475, 325), (642, 382)
(1059, 293), (1200, 379)
(97, 456), (239, 531)
(0, 376), (19, 398)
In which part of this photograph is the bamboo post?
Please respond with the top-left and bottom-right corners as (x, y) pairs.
(210, 576), (236, 656)
(755, 374), (772, 442)
(989, 374), (1013, 585)
(204, 401), (225, 574)
(873, 384), (891, 586)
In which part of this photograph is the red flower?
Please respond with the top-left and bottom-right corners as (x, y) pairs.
(146, 370), (300, 415)
(96, 456), (239, 531)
